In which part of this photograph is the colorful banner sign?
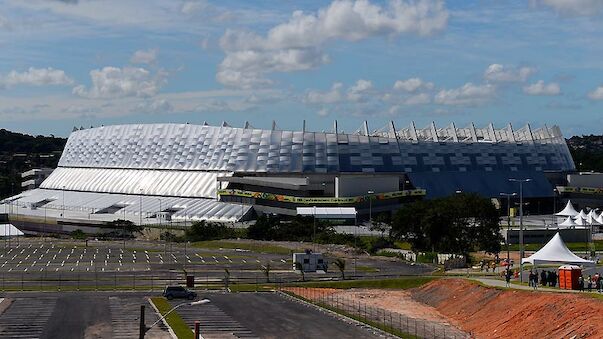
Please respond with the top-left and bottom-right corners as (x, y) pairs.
(217, 188), (426, 205)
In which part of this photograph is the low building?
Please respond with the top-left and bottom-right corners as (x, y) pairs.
(21, 168), (54, 190)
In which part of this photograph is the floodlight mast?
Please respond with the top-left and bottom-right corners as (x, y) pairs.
(509, 178), (531, 283)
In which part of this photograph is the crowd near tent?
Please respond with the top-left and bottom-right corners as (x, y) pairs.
(521, 232), (595, 266)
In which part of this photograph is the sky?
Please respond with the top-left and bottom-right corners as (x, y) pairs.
(1, 0), (603, 137)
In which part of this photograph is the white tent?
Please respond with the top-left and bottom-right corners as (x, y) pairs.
(576, 209), (588, 220)
(559, 216), (576, 227)
(596, 212), (603, 225)
(587, 210), (600, 225)
(522, 232), (595, 266)
(0, 224), (24, 237)
(556, 200), (579, 217)
(574, 216), (586, 226)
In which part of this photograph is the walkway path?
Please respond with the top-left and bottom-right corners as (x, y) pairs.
(473, 277), (590, 294)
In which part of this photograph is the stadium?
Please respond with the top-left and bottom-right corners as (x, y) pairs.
(0, 121), (575, 233)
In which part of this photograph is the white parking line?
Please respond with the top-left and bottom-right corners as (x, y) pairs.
(61, 261), (64, 267)
(46, 261), (50, 267)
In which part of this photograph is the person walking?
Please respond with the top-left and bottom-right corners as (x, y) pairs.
(533, 270), (539, 290)
(541, 270), (547, 286)
(505, 269), (512, 287)
(587, 275), (592, 292)
(528, 271), (534, 288)
(579, 275), (584, 292)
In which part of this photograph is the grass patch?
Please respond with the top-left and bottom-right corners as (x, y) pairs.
(192, 241), (294, 255)
(289, 277), (435, 289)
(354, 265), (380, 273)
(150, 297), (193, 339)
(394, 241), (412, 250)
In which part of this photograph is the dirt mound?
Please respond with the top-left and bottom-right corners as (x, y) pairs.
(412, 279), (603, 338)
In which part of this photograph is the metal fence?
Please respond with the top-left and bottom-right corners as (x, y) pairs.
(280, 286), (469, 339)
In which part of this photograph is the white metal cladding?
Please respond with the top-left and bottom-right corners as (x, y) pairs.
(4, 189), (249, 223)
(57, 123), (575, 174)
(40, 168), (228, 198)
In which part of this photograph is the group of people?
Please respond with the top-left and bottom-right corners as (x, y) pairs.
(578, 273), (603, 292)
(527, 270), (558, 289)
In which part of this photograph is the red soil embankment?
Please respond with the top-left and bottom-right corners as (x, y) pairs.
(412, 279), (603, 338)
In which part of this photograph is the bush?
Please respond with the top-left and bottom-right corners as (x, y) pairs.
(184, 221), (236, 241)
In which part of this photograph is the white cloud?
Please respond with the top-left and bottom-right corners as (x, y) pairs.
(531, 0), (603, 16)
(347, 79), (373, 101)
(130, 49), (157, 65)
(317, 107), (329, 116)
(134, 99), (173, 114)
(523, 80), (561, 96)
(73, 66), (166, 99)
(0, 15), (11, 30)
(404, 92), (431, 105)
(393, 77), (433, 92)
(181, 0), (208, 15)
(217, 0), (448, 88)
(1, 67), (73, 87)
(435, 83), (495, 105)
(484, 64), (535, 83)
(588, 86), (603, 100)
(305, 82), (344, 104)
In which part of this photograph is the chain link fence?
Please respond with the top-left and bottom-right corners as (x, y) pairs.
(280, 286), (469, 339)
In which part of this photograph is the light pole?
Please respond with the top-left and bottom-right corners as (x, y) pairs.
(509, 178), (531, 283)
(367, 190), (374, 227)
(140, 299), (209, 338)
(552, 188), (558, 227)
(313, 205), (316, 252)
(139, 189), (143, 226)
(500, 192), (517, 268)
(62, 185), (66, 218)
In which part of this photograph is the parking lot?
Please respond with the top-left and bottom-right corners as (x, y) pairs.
(0, 291), (387, 339)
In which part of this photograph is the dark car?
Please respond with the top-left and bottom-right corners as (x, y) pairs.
(162, 286), (197, 300)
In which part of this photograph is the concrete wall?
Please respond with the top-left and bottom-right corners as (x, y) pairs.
(568, 173), (603, 188)
(335, 175), (399, 197)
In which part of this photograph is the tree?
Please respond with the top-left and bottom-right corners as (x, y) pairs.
(370, 213), (391, 238)
(294, 261), (305, 282)
(107, 219), (142, 238)
(391, 193), (502, 255)
(247, 214), (279, 240)
(184, 221), (235, 241)
(334, 258), (346, 280)
(261, 262), (271, 283)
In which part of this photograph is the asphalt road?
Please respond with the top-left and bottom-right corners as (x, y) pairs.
(196, 293), (385, 339)
(0, 291), (388, 339)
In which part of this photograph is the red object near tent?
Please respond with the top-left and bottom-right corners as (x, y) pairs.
(558, 265), (581, 290)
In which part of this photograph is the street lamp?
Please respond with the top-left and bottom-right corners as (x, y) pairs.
(62, 185), (66, 218)
(140, 299), (210, 338)
(139, 188), (143, 226)
(367, 190), (374, 226)
(500, 192), (517, 269)
(552, 188), (558, 227)
(509, 178), (532, 283)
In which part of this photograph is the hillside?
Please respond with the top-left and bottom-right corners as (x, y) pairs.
(0, 129), (66, 199)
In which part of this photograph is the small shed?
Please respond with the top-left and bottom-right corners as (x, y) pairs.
(558, 265), (582, 290)
(293, 251), (327, 272)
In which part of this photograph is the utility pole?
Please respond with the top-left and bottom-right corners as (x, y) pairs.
(139, 305), (145, 339)
(509, 178), (531, 283)
(367, 190), (374, 227)
(500, 192), (517, 267)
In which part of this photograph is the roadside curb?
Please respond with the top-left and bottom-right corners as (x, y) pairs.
(276, 291), (396, 338)
(147, 297), (178, 339)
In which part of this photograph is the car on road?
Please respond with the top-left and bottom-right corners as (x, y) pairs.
(163, 286), (197, 300)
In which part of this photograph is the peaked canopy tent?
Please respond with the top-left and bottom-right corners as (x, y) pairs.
(522, 232), (595, 266)
(559, 216), (576, 227)
(556, 200), (579, 217)
(576, 210), (588, 220)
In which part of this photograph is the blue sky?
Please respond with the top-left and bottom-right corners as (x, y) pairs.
(1, 0), (603, 137)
